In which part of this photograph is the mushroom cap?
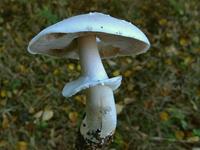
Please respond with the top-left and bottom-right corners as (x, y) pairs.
(28, 12), (150, 59)
(62, 76), (122, 97)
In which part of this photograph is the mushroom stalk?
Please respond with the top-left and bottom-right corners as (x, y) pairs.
(78, 35), (108, 80)
(78, 35), (117, 146)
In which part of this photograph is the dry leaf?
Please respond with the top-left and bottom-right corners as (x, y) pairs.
(69, 112), (78, 123)
(74, 95), (86, 105)
(124, 97), (135, 105)
(165, 59), (172, 65)
(175, 130), (185, 140)
(42, 110), (54, 121)
(123, 70), (132, 77)
(125, 58), (132, 64)
(53, 69), (60, 75)
(0, 99), (7, 106)
(159, 111), (169, 121)
(134, 65), (142, 71)
(144, 100), (155, 109)
(116, 104), (124, 115)
(67, 63), (75, 71)
(107, 60), (117, 66)
(28, 107), (35, 114)
(159, 18), (167, 26)
(0, 140), (7, 147)
(127, 84), (134, 91)
(18, 65), (28, 74)
(16, 141), (28, 150)
(0, 90), (6, 98)
(77, 64), (81, 71)
(179, 37), (189, 46)
(112, 70), (120, 76)
(33, 111), (43, 119)
(2, 114), (9, 129)
(187, 136), (200, 143)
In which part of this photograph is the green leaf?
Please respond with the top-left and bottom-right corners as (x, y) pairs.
(11, 79), (22, 89)
(168, 0), (184, 15)
(37, 121), (48, 130)
(38, 6), (58, 24)
(193, 129), (200, 137)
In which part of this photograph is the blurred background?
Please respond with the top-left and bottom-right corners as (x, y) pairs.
(0, 0), (200, 149)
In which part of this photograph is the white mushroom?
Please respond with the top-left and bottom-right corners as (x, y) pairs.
(27, 12), (150, 147)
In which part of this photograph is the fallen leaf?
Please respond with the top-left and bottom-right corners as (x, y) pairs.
(184, 56), (193, 65)
(107, 60), (117, 66)
(116, 104), (124, 115)
(69, 112), (78, 123)
(197, 89), (200, 97)
(132, 126), (140, 131)
(127, 84), (134, 91)
(76, 64), (81, 71)
(74, 95), (86, 105)
(134, 65), (142, 71)
(0, 99), (7, 106)
(112, 70), (120, 76)
(28, 107), (35, 114)
(159, 111), (169, 121)
(0, 90), (7, 98)
(0, 140), (7, 147)
(165, 59), (172, 65)
(34, 111), (43, 119)
(61, 105), (70, 113)
(179, 37), (189, 46)
(67, 63), (75, 71)
(187, 136), (199, 143)
(144, 100), (155, 109)
(124, 97), (135, 105)
(2, 114), (9, 129)
(175, 130), (185, 140)
(125, 58), (132, 64)
(53, 69), (60, 75)
(42, 110), (54, 121)
(123, 70), (132, 77)
(18, 65), (28, 74)
(16, 141), (28, 150)
(140, 132), (148, 139)
(159, 18), (167, 26)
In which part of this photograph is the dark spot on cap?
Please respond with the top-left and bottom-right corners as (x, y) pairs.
(96, 129), (101, 133)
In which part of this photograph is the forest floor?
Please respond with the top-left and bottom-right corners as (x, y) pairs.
(0, 0), (200, 149)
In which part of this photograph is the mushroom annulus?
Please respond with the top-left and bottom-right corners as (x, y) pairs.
(27, 12), (150, 148)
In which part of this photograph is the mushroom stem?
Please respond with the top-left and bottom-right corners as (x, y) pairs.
(78, 35), (108, 80)
(77, 35), (117, 146)
(80, 85), (116, 145)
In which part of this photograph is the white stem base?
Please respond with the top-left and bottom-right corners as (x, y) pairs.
(80, 85), (117, 145)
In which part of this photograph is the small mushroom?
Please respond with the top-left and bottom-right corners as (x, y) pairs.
(28, 12), (150, 147)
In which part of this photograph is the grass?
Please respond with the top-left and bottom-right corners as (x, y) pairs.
(0, 0), (200, 149)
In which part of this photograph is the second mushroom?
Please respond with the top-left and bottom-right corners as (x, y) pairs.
(28, 12), (150, 147)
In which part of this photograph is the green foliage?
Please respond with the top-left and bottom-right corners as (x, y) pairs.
(37, 6), (59, 24)
(168, 0), (185, 15)
(193, 129), (200, 137)
(10, 79), (22, 90)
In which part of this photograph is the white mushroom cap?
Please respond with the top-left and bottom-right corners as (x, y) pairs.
(28, 12), (150, 59)
(62, 76), (122, 97)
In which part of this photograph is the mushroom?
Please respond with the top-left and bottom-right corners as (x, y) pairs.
(27, 12), (150, 147)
